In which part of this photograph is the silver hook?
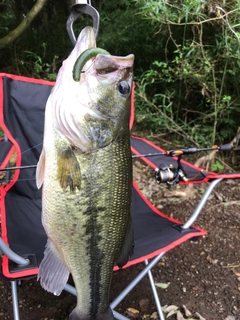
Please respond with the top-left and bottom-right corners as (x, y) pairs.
(66, 0), (100, 46)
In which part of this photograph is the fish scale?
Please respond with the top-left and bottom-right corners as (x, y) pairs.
(42, 133), (132, 316)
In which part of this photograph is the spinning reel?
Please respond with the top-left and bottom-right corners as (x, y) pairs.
(155, 144), (232, 186)
(155, 163), (187, 186)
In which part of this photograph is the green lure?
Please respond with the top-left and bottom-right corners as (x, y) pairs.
(73, 47), (110, 81)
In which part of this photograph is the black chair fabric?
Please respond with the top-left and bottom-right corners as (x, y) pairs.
(0, 73), (205, 281)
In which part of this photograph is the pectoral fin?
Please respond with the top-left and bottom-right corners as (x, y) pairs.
(116, 218), (134, 268)
(57, 147), (81, 191)
(38, 240), (70, 295)
(36, 148), (45, 189)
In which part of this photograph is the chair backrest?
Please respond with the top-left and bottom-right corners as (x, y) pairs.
(0, 74), (136, 280)
(0, 73), (206, 280)
(0, 73), (54, 279)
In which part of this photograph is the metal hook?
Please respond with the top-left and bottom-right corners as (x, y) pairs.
(66, 0), (100, 46)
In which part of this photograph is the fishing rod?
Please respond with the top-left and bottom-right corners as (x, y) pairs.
(0, 142), (233, 193)
(0, 165), (37, 172)
(0, 143), (232, 172)
(132, 143), (233, 186)
(132, 143), (233, 159)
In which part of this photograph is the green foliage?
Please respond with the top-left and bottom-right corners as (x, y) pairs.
(23, 47), (58, 80)
(0, 0), (240, 148)
(133, 0), (240, 146)
(0, 4), (15, 33)
(0, 1), (160, 77)
(96, 0), (162, 71)
(211, 160), (224, 172)
(0, 1), (71, 79)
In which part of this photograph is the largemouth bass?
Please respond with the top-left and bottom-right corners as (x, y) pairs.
(36, 26), (134, 320)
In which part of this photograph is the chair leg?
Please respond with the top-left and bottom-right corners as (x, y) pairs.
(110, 252), (166, 318)
(113, 310), (129, 320)
(11, 280), (20, 320)
(145, 260), (165, 320)
(64, 283), (77, 296)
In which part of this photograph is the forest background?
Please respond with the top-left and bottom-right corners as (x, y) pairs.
(1, 0), (240, 156)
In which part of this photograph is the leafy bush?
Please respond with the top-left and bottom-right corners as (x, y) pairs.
(1, 0), (240, 147)
(133, 0), (240, 145)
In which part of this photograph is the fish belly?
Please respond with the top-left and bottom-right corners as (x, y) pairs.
(42, 134), (132, 319)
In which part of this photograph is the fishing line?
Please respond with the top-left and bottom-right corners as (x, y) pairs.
(81, 60), (95, 74)
(20, 142), (43, 155)
(0, 142), (43, 167)
(0, 141), (41, 183)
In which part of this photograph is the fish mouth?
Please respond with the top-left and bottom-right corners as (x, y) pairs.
(95, 54), (134, 75)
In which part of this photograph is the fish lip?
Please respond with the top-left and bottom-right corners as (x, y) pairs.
(94, 54), (134, 74)
(110, 54), (135, 68)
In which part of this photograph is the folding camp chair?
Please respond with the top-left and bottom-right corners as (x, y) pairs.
(0, 73), (238, 320)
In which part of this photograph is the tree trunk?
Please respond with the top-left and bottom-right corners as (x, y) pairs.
(0, 0), (48, 50)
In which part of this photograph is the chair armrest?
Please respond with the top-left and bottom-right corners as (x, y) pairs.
(182, 178), (223, 230)
(0, 237), (29, 267)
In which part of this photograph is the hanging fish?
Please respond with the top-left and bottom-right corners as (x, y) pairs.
(36, 26), (134, 320)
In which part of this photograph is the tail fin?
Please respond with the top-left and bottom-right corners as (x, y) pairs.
(69, 307), (114, 320)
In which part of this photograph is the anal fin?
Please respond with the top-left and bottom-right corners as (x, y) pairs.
(38, 240), (70, 295)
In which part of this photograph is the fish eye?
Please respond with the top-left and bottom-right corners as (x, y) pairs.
(118, 81), (130, 96)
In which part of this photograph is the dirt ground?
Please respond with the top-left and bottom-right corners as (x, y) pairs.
(1, 155), (240, 320)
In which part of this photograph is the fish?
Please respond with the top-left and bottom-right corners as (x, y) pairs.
(36, 26), (134, 320)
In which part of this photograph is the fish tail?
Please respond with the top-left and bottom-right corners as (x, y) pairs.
(69, 307), (114, 320)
